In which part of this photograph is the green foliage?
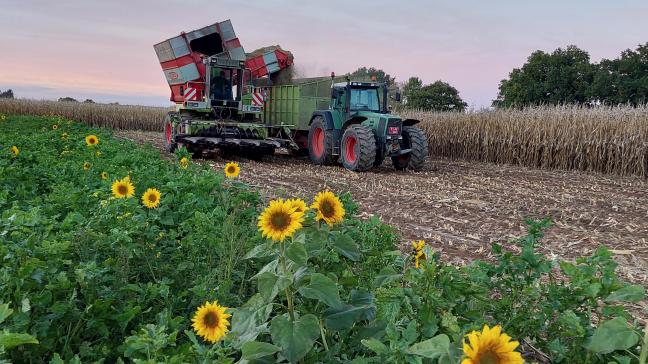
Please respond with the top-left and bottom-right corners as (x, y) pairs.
(0, 116), (260, 362)
(495, 42), (648, 107)
(406, 80), (468, 112)
(1, 115), (645, 363)
(494, 45), (594, 107)
(590, 43), (648, 106)
(349, 67), (396, 85)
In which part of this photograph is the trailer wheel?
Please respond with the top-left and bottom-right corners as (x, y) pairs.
(341, 125), (376, 172)
(164, 112), (177, 153)
(392, 126), (428, 171)
(308, 117), (334, 165)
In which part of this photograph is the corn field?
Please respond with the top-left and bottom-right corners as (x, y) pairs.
(403, 105), (648, 177)
(0, 98), (168, 131)
(2, 99), (648, 176)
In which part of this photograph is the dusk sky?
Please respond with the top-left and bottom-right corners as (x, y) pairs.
(1, 0), (646, 107)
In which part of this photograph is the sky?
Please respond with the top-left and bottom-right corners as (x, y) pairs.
(0, 0), (646, 108)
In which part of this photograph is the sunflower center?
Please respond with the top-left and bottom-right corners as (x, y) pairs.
(478, 350), (500, 364)
(148, 194), (157, 202)
(203, 311), (219, 328)
(270, 211), (291, 231)
(227, 166), (236, 173)
(320, 199), (335, 218)
(117, 184), (128, 195)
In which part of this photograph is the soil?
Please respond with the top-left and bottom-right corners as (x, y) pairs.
(115, 130), (648, 299)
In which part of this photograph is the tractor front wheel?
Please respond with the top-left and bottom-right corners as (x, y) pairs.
(163, 112), (178, 153)
(341, 125), (376, 172)
(392, 126), (428, 171)
(308, 117), (334, 165)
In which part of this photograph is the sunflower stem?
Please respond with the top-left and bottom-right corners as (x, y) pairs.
(639, 320), (648, 364)
(279, 242), (295, 321)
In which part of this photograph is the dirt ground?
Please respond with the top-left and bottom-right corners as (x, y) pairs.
(116, 130), (648, 296)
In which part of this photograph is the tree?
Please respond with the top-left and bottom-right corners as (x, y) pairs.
(407, 81), (467, 112)
(349, 67), (395, 85)
(58, 97), (78, 102)
(83, 99), (96, 104)
(589, 43), (648, 105)
(0, 89), (14, 99)
(401, 77), (423, 104)
(493, 45), (594, 107)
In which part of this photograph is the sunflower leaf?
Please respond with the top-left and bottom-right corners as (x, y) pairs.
(270, 314), (320, 363)
(605, 285), (645, 303)
(257, 272), (291, 302)
(330, 233), (360, 261)
(406, 334), (450, 359)
(585, 317), (639, 354)
(298, 273), (341, 308)
(241, 341), (281, 360)
(244, 242), (274, 260)
(286, 241), (308, 267)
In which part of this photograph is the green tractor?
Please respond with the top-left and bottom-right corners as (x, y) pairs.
(303, 78), (428, 171)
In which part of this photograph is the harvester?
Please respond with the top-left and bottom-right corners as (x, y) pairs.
(154, 20), (428, 171)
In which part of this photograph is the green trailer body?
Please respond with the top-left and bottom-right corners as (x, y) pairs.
(261, 77), (342, 131)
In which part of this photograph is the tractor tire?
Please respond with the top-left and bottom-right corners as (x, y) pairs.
(308, 116), (334, 165)
(163, 112), (178, 153)
(341, 125), (376, 172)
(392, 126), (428, 171)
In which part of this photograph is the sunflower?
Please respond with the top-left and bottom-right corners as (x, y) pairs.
(191, 301), (231, 343)
(0, 114), (5, 121)
(95, 151), (102, 157)
(10, 146), (19, 156)
(101, 171), (109, 180)
(52, 124), (59, 130)
(61, 132), (69, 140)
(85, 135), (99, 146)
(180, 157), (189, 169)
(412, 240), (426, 269)
(258, 199), (305, 242)
(224, 162), (240, 179)
(141, 188), (161, 209)
(111, 178), (135, 199)
(311, 191), (345, 226)
(287, 198), (309, 214)
(462, 325), (524, 364)
(83, 161), (92, 170)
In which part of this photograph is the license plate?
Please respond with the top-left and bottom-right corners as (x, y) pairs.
(388, 126), (399, 135)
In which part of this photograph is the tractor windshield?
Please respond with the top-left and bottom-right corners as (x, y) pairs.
(350, 87), (380, 112)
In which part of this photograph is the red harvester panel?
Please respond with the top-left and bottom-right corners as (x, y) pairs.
(153, 20), (246, 103)
(245, 47), (294, 79)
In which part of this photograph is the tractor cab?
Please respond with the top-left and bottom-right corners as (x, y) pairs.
(204, 57), (247, 119)
(331, 81), (388, 116)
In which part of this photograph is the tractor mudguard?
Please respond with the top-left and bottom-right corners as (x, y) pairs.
(402, 118), (421, 126)
(310, 111), (335, 130)
(341, 115), (368, 131)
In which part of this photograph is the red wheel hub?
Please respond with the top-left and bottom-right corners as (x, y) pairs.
(165, 122), (172, 144)
(312, 127), (324, 157)
(345, 136), (357, 164)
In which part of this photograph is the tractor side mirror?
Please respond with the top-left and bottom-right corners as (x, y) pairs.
(393, 92), (402, 102)
(331, 89), (338, 99)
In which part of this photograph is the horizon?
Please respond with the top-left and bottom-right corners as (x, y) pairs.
(1, 0), (646, 108)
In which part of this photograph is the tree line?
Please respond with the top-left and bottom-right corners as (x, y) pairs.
(350, 42), (648, 111)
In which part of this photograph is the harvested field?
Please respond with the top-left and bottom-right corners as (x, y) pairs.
(116, 129), (648, 293)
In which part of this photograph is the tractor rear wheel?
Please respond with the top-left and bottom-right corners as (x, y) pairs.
(308, 117), (334, 165)
(392, 126), (428, 171)
(341, 125), (376, 172)
(163, 112), (178, 153)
